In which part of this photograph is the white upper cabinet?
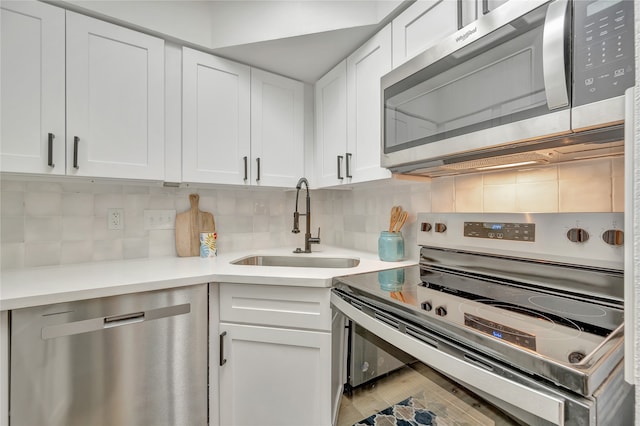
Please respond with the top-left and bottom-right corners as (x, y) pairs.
(182, 47), (251, 185)
(393, 0), (511, 67)
(183, 48), (304, 187)
(346, 23), (392, 184)
(392, 0), (459, 68)
(1, 4), (164, 180)
(250, 69), (304, 187)
(66, 11), (164, 180)
(1, 1), (65, 175)
(314, 60), (347, 187)
(314, 24), (392, 187)
(461, 0), (511, 28)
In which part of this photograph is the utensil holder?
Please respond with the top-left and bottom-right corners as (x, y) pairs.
(378, 231), (404, 261)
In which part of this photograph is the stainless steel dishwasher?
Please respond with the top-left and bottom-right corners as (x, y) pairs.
(9, 284), (208, 426)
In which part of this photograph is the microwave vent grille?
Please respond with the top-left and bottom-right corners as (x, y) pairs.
(441, 152), (553, 171)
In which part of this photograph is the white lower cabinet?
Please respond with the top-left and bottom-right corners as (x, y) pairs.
(218, 283), (333, 426)
(218, 323), (331, 426)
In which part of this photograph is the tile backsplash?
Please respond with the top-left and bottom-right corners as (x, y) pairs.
(0, 157), (622, 270)
(1, 180), (301, 269)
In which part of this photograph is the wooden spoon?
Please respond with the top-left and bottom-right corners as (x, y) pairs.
(388, 206), (401, 232)
(394, 211), (409, 233)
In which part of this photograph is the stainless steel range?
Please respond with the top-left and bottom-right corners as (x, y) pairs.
(331, 213), (633, 426)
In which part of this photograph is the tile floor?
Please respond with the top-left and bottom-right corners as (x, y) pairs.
(337, 362), (523, 426)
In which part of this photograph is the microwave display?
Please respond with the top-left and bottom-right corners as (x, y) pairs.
(573, 0), (634, 107)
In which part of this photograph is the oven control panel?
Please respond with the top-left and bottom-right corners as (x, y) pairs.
(464, 313), (536, 351)
(416, 212), (624, 270)
(463, 221), (535, 241)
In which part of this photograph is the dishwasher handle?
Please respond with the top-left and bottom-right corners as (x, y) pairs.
(104, 311), (145, 328)
(41, 303), (191, 339)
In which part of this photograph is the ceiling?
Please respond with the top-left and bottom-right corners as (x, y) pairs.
(211, 25), (382, 83)
(57, 0), (413, 83)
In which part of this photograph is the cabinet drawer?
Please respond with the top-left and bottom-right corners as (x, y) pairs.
(219, 284), (331, 331)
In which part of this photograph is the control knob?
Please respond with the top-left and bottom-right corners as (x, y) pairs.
(566, 228), (589, 243)
(421, 222), (432, 232)
(602, 229), (624, 246)
(435, 306), (447, 317)
(568, 351), (586, 364)
(434, 223), (447, 233)
(420, 301), (433, 312)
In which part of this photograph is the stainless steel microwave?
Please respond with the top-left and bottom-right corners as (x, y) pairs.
(381, 0), (635, 176)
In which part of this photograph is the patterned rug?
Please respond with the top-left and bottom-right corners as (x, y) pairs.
(353, 396), (437, 426)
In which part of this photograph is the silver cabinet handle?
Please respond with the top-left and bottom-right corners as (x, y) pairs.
(256, 157), (261, 182)
(337, 155), (344, 180)
(47, 133), (55, 168)
(220, 331), (227, 366)
(542, 0), (570, 110)
(41, 303), (190, 339)
(346, 153), (352, 178)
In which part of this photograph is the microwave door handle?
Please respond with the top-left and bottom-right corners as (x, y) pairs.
(542, 0), (569, 110)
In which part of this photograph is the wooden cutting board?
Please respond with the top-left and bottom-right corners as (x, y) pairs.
(175, 194), (216, 257)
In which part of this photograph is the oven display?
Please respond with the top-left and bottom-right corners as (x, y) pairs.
(464, 221), (535, 241)
(464, 313), (536, 351)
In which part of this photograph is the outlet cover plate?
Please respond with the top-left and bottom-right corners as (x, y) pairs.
(144, 209), (177, 230)
(108, 208), (124, 230)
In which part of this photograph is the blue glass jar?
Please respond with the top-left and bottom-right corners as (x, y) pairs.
(378, 231), (404, 261)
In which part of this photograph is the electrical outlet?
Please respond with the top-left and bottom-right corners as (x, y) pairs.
(144, 209), (177, 230)
(108, 208), (124, 230)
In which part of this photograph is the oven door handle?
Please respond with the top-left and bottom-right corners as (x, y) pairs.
(542, 0), (569, 110)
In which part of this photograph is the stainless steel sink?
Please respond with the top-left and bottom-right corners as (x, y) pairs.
(231, 255), (360, 268)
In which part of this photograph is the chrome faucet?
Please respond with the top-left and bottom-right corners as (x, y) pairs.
(292, 177), (320, 253)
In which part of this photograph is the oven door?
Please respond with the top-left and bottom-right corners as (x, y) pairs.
(331, 289), (632, 426)
(381, 0), (571, 170)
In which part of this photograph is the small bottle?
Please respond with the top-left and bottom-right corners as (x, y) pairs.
(378, 231), (405, 261)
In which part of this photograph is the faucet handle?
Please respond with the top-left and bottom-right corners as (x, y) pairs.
(309, 227), (321, 245)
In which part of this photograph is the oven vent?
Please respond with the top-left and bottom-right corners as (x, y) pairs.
(405, 325), (439, 348)
(374, 311), (400, 330)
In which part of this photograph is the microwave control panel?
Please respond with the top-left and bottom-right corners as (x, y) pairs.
(573, 0), (634, 106)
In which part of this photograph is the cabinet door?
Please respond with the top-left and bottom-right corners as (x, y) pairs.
(315, 60), (347, 187)
(219, 323), (331, 426)
(481, 0), (510, 15)
(251, 69), (304, 187)
(346, 24), (392, 184)
(66, 11), (164, 180)
(0, 1), (65, 175)
(182, 48), (251, 184)
(460, 0), (478, 28)
(392, 0), (459, 68)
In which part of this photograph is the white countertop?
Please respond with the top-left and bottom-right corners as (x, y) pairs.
(0, 246), (416, 311)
